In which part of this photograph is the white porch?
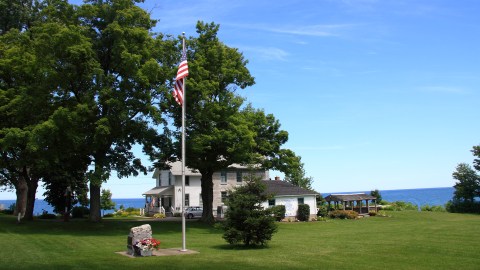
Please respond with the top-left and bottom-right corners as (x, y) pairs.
(142, 186), (175, 216)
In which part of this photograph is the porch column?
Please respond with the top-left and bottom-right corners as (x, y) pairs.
(366, 200), (369, 214)
(374, 199), (378, 212)
(343, 201), (346, 210)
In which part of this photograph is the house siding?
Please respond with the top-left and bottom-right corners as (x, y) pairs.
(261, 195), (317, 220)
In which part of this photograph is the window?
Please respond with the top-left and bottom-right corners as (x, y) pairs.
(298, 197), (304, 205)
(268, 199), (275, 207)
(199, 193), (202, 206)
(221, 191), (227, 203)
(185, 194), (190, 207)
(236, 171), (242, 183)
(168, 172), (172, 186)
(185, 176), (190, 186)
(221, 171), (227, 184)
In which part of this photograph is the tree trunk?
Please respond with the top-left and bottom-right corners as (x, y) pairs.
(89, 182), (101, 222)
(14, 173), (28, 223)
(200, 170), (215, 224)
(24, 177), (38, 220)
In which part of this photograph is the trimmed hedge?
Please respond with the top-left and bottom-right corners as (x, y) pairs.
(297, 204), (310, 221)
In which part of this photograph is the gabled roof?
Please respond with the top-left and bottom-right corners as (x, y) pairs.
(324, 193), (376, 202)
(152, 161), (264, 178)
(142, 186), (174, 196)
(263, 180), (318, 196)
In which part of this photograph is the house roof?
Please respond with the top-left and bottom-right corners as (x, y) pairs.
(324, 193), (377, 202)
(142, 186), (174, 196)
(262, 180), (318, 196)
(152, 161), (263, 178)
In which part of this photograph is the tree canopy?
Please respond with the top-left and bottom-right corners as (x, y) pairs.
(1, 1), (313, 224)
(1, 0), (176, 222)
(159, 22), (309, 224)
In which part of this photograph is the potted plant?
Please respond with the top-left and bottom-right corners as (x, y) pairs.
(134, 238), (161, 256)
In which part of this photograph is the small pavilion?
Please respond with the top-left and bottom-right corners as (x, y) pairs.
(324, 193), (378, 214)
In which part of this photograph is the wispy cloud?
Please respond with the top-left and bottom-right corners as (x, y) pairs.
(227, 23), (358, 38)
(240, 46), (289, 61)
(418, 86), (467, 94)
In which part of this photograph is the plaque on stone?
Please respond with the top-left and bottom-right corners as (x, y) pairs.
(126, 224), (152, 256)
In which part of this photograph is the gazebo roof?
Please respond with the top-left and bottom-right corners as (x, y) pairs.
(324, 193), (377, 202)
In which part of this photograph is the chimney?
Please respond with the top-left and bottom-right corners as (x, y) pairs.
(275, 176), (280, 181)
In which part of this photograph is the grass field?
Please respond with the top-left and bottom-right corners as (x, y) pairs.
(1, 211), (479, 270)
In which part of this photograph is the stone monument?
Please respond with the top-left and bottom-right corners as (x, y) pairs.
(127, 224), (152, 256)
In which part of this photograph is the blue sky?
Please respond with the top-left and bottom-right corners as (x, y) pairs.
(2, 0), (479, 200)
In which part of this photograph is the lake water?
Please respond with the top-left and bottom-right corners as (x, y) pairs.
(0, 187), (454, 215)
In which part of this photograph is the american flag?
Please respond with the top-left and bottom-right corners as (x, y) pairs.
(173, 39), (189, 105)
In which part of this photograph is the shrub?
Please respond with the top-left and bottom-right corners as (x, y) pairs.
(317, 205), (328, 217)
(328, 210), (358, 219)
(0, 204), (14, 215)
(383, 201), (418, 211)
(421, 205), (446, 212)
(153, 213), (166, 219)
(124, 207), (138, 214)
(72, 206), (90, 218)
(446, 199), (480, 213)
(368, 211), (377, 216)
(114, 207), (140, 217)
(297, 204), (310, 221)
(271, 205), (286, 221)
(103, 213), (114, 218)
(222, 175), (277, 246)
(38, 211), (56, 219)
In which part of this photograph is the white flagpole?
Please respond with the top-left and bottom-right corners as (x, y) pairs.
(181, 33), (187, 252)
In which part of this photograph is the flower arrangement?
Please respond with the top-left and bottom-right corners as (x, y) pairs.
(135, 238), (161, 251)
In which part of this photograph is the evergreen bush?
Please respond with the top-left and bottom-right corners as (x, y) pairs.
(297, 204), (310, 221)
(222, 175), (277, 246)
(271, 205), (286, 221)
(446, 199), (480, 213)
(317, 205), (328, 217)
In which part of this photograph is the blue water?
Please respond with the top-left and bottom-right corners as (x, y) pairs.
(0, 187), (454, 215)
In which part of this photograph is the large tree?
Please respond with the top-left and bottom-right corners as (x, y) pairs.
(0, 2), (52, 220)
(1, 0), (175, 222)
(76, 0), (175, 222)
(165, 22), (302, 224)
(0, 0), (102, 221)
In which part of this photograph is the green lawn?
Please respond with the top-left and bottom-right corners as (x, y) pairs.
(1, 211), (479, 270)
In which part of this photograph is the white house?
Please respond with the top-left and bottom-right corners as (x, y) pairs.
(142, 161), (318, 220)
(261, 179), (318, 220)
(142, 161), (268, 215)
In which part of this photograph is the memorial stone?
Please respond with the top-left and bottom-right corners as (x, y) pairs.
(127, 224), (152, 255)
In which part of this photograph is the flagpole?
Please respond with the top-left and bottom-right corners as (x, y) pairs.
(180, 32), (187, 252)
